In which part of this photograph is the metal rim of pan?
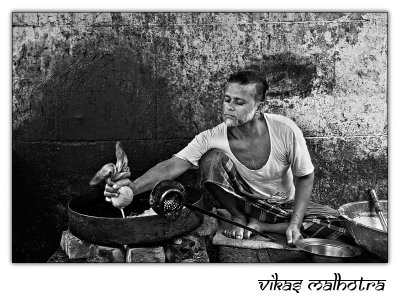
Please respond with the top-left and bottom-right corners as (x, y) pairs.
(295, 238), (362, 258)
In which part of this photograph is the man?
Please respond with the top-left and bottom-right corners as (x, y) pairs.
(105, 70), (349, 245)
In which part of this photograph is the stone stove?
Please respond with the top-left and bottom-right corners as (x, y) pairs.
(50, 214), (218, 263)
(48, 185), (218, 263)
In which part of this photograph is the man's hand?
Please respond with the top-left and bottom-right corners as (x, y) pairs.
(104, 178), (132, 199)
(287, 172), (314, 246)
(104, 178), (134, 208)
(286, 223), (303, 246)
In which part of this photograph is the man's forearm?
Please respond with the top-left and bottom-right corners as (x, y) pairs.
(129, 157), (192, 196)
(129, 161), (175, 195)
(290, 172), (314, 226)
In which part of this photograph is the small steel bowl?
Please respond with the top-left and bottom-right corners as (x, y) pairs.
(295, 238), (362, 263)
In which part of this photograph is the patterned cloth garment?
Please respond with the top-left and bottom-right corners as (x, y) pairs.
(199, 149), (353, 242)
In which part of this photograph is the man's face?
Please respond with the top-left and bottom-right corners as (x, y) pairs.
(223, 82), (260, 127)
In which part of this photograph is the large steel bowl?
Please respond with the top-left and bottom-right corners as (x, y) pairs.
(68, 187), (204, 247)
(338, 200), (388, 262)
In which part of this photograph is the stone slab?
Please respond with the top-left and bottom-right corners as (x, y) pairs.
(254, 249), (272, 263)
(165, 233), (209, 263)
(265, 248), (307, 263)
(47, 247), (82, 263)
(60, 229), (91, 260)
(181, 234), (209, 263)
(126, 246), (165, 263)
(218, 246), (259, 263)
(60, 229), (125, 262)
(87, 244), (125, 263)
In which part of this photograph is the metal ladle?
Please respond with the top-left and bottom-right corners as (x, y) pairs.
(368, 189), (388, 232)
(150, 180), (275, 241)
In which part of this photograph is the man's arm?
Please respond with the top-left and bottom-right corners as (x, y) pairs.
(130, 156), (193, 195)
(286, 172), (314, 245)
(105, 156), (193, 198)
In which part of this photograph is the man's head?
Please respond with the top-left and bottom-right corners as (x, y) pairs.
(223, 70), (268, 127)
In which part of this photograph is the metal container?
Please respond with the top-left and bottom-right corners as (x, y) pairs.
(68, 187), (204, 247)
(339, 200), (388, 262)
(295, 238), (362, 263)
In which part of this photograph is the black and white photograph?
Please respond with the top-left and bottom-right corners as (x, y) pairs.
(12, 11), (388, 264)
(5, 3), (398, 299)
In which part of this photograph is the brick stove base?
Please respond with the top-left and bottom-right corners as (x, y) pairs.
(48, 214), (218, 263)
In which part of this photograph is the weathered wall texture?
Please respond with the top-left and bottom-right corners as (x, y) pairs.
(12, 12), (387, 262)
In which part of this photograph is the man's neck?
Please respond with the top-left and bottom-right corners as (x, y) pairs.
(227, 113), (265, 140)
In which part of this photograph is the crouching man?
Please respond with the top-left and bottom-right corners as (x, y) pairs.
(104, 70), (350, 245)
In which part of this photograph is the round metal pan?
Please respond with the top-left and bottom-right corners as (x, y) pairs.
(295, 238), (362, 263)
(68, 187), (204, 247)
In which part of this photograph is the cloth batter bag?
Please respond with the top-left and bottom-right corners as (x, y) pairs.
(89, 141), (133, 216)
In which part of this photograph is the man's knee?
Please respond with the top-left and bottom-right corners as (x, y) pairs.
(199, 149), (228, 173)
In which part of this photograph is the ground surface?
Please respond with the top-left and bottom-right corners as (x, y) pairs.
(48, 240), (384, 263)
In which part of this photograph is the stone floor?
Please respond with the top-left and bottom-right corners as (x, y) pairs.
(48, 243), (383, 263)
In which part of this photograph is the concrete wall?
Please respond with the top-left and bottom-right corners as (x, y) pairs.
(12, 12), (387, 262)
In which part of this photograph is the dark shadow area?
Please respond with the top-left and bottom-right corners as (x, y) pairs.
(12, 42), (188, 262)
(12, 150), (68, 262)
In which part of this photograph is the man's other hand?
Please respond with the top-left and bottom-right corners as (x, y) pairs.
(286, 223), (303, 246)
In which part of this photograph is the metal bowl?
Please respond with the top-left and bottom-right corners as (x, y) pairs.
(339, 200), (388, 262)
(295, 238), (362, 263)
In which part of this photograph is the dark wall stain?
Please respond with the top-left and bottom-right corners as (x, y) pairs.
(247, 52), (331, 99)
(14, 47), (160, 142)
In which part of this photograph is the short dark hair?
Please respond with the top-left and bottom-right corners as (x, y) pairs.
(227, 70), (269, 102)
